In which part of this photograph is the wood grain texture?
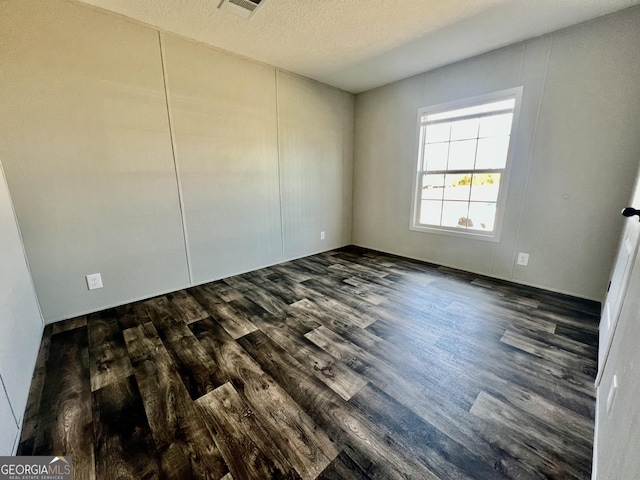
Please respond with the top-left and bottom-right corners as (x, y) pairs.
(87, 309), (134, 392)
(92, 376), (160, 480)
(116, 302), (153, 330)
(349, 383), (505, 480)
(145, 296), (225, 399)
(238, 330), (441, 480)
(18, 246), (598, 479)
(33, 327), (95, 480)
(223, 276), (290, 316)
(316, 451), (371, 480)
(167, 290), (209, 324)
(470, 391), (591, 479)
(123, 322), (228, 480)
(248, 312), (368, 401)
(190, 285), (259, 338)
(190, 318), (339, 479)
(196, 382), (300, 480)
(52, 315), (87, 335)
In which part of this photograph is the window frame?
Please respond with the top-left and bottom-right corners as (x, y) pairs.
(409, 87), (523, 242)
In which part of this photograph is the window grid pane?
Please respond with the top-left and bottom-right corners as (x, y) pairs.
(450, 118), (480, 141)
(421, 174), (445, 200)
(470, 173), (501, 202)
(423, 143), (449, 171)
(448, 139), (477, 171)
(443, 173), (472, 201)
(420, 200), (443, 226)
(441, 201), (471, 229)
(416, 94), (516, 233)
(479, 113), (513, 138)
(475, 136), (510, 170)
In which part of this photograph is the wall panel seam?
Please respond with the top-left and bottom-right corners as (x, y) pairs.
(509, 36), (553, 279)
(490, 42), (527, 275)
(158, 31), (194, 284)
(0, 374), (18, 428)
(0, 160), (45, 326)
(345, 96), (355, 244)
(275, 69), (286, 261)
(9, 323), (44, 454)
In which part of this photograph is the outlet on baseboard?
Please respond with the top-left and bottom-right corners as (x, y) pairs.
(517, 253), (529, 266)
(320, 231), (325, 240)
(86, 273), (103, 290)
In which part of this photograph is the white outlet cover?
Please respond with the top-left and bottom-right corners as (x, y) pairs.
(517, 253), (529, 266)
(86, 273), (103, 290)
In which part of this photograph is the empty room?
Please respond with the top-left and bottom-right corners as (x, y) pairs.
(2, 0), (640, 478)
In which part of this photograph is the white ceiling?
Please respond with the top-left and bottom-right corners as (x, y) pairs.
(76, 0), (640, 93)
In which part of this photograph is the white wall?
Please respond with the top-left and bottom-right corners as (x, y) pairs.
(594, 202), (640, 478)
(277, 71), (355, 260)
(353, 7), (640, 301)
(0, 384), (17, 456)
(0, 160), (43, 454)
(161, 33), (283, 284)
(0, 0), (354, 322)
(0, 0), (191, 322)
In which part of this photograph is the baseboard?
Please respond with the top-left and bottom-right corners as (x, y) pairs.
(350, 242), (602, 304)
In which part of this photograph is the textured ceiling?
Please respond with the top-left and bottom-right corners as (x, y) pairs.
(75, 0), (640, 93)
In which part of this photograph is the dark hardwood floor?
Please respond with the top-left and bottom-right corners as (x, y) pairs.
(17, 246), (599, 479)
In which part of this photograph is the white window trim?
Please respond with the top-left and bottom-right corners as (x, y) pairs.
(409, 86), (524, 243)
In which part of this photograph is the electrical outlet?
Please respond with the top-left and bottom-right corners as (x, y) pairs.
(86, 273), (103, 290)
(517, 253), (529, 266)
(320, 231), (325, 240)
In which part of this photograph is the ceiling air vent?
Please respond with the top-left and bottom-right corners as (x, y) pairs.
(219, 0), (265, 18)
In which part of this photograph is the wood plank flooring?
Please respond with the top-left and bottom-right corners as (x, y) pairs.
(17, 246), (599, 479)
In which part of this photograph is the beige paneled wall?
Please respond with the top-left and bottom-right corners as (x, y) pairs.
(0, 160), (43, 454)
(277, 72), (355, 260)
(0, 0), (191, 322)
(161, 34), (283, 284)
(514, 10), (640, 298)
(0, 0), (354, 322)
(353, 7), (640, 300)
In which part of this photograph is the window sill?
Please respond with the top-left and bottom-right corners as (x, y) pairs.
(409, 224), (501, 243)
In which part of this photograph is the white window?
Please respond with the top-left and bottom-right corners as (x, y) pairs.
(410, 87), (522, 242)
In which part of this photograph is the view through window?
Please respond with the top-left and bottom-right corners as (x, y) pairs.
(411, 89), (521, 240)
